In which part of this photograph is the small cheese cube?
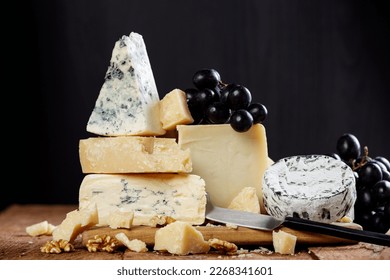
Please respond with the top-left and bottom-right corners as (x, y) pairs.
(228, 187), (260, 213)
(115, 233), (148, 253)
(79, 136), (192, 173)
(52, 205), (98, 242)
(159, 89), (194, 130)
(154, 221), (210, 255)
(107, 210), (134, 229)
(272, 230), (297, 255)
(26, 221), (56, 236)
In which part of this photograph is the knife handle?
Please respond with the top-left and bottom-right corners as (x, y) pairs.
(283, 216), (390, 247)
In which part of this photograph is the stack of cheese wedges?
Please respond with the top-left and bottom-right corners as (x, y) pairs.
(78, 32), (206, 228)
(51, 32), (271, 248)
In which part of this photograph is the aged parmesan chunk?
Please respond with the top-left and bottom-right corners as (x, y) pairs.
(79, 174), (206, 226)
(154, 221), (210, 255)
(107, 210), (134, 229)
(177, 124), (269, 213)
(115, 233), (148, 252)
(26, 221), (56, 236)
(272, 230), (297, 255)
(86, 32), (165, 136)
(52, 205), (98, 242)
(159, 89), (194, 130)
(228, 187), (260, 213)
(263, 155), (357, 223)
(79, 136), (192, 173)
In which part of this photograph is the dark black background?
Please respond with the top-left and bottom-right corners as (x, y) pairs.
(5, 0), (389, 210)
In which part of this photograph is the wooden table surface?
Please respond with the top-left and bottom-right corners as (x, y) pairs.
(1, 204), (389, 260)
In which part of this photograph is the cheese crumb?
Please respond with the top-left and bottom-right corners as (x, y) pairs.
(115, 232), (148, 253)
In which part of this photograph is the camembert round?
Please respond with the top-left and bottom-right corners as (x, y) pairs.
(262, 155), (356, 223)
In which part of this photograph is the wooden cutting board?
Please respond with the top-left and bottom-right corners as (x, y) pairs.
(82, 222), (359, 247)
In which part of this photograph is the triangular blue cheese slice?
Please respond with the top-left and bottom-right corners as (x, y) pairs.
(87, 32), (165, 136)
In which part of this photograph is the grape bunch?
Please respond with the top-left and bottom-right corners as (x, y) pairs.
(332, 133), (390, 233)
(184, 68), (268, 132)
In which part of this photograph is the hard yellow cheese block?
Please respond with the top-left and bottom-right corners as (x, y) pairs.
(154, 221), (210, 255)
(159, 88), (194, 130)
(177, 124), (269, 213)
(79, 136), (192, 173)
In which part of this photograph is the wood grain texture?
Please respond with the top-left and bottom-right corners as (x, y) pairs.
(1, 204), (389, 260)
(81, 224), (358, 247)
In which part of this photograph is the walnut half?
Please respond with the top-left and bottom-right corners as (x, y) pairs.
(86, 234), (120, 253)
(208, 238), (238, 254)
(40, 239), (74, 254)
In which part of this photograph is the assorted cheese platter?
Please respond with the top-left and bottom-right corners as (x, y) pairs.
(24, 31), (390, 257)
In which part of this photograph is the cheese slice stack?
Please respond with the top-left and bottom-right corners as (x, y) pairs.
(78, 32), (206, 228)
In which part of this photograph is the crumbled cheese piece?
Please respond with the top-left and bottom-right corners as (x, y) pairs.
(154, 221), (210, 255)
(52, 204), (98, 242)
(272, 230), (297, 255)
(225, 223), (238, 229)
(26, 221), (56, 236)
(115, 233), (148, 253)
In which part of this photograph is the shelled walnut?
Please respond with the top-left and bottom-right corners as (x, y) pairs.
(208, 238), (238, 254)
(40, 239), (74, 254)
(86, 234), (120, 253)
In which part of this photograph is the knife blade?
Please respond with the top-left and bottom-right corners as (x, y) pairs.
(205, 195), (390, 247)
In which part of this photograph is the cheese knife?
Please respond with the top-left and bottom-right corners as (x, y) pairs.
(205, 195), (390, 247)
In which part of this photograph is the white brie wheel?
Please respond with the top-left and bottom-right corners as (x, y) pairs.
(262, 155), (356, 223)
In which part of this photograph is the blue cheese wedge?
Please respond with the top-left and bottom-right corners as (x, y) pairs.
(263, 155), (356, 223)
(86, 32), (165, 136)
(79, 173), (206, 226)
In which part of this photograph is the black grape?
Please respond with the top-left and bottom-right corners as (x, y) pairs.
(205, 102), (231, 124)
(226, 85), (252, 110)
(230, 109), (253, 132)
(247, 103), (268, 124)
(336, 133), (361, 162)
(358, 162), (383, 188)
(193, 69), (221, 90)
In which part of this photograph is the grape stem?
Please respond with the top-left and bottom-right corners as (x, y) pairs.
(218, 81), (228, 89)
(352, 146), (371, 171)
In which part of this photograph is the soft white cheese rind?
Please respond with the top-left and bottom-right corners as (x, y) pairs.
(79, 173), (206, 226)
(86, 32), (165, 136)
(263, 155), (356, 223)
